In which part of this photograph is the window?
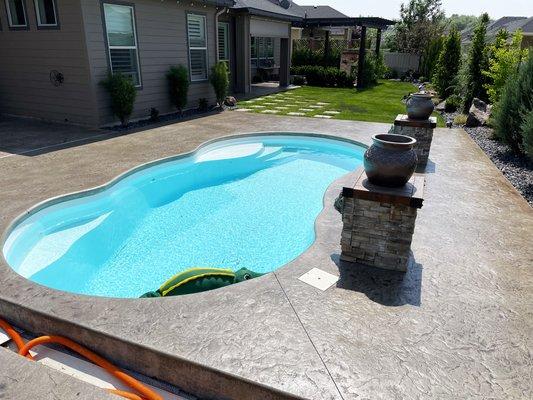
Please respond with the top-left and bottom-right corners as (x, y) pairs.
(34, 0), (57, 27)
(5, 0), (28, 28)
(251, 37), (275, 68)
(218, 22), (229, 63)
(187, 14), (208, 81)
(103, 3), (141, 86)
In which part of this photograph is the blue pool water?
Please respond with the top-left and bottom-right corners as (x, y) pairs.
(3, 135), (364, 298)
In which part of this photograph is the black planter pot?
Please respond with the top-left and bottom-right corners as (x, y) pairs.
(364, 134), (418, 187)
(406, 93), (434, 120)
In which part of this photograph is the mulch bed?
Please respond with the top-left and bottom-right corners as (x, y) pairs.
(442, 112), (532, 206)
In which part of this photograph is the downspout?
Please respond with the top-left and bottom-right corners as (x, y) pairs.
(215, 6), (229, 62)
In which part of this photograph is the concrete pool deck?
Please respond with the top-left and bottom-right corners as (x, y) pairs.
(0, 113), (531, 399)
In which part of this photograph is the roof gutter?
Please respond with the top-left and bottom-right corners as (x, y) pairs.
(233, 7), (303, 22)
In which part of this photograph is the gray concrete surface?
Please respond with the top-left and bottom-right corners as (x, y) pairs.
(0, 113), (531, 400)
(0, 347), (116, 400)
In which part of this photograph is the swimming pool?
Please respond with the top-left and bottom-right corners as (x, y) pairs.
(2, 134), (365, 298)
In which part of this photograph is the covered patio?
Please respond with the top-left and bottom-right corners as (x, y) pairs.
(293, 16), (396, 88)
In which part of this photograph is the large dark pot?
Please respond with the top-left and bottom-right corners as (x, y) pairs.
(364, 134), (418, 187)
(406, 93), (434, 120)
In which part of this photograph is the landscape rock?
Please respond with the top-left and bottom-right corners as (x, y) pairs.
(435, 100), (446, 112)
(466, 97), (492, 127)
(224, 96), (237, 107)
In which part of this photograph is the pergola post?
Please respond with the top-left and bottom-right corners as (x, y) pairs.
(376, 28), (382, 55)
(356, 25), (367, 89)
(324, 29), (331, 59)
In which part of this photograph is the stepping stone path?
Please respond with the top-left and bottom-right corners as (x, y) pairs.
(250, 105), (266, 108)
(288, 112), (306, 116)
(314, 115), (332, 119)
(275, 106), (289, 110)
(261, 110), (280, 114)
(308, 105), (323, 109)
(263, 102), (277, 106)
(316, 102), (330, 105)
(299, 108), (313, 112)
(323, 111), (340, 115)
(235, 108), (252, 112)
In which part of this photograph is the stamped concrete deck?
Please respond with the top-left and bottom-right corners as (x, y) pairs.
(0, 113), (531, 400)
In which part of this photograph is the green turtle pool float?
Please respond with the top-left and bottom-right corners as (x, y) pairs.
(141, 267), (264, 298)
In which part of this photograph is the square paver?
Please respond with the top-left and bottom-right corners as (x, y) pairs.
(308, 105), (323, 109)
(287, 112), (305, 116)
(299, 108), (313, 112)
(314, 115), (332, 119)
(261, 110), (280, 114)
(235, 108), (252, 112)
(249, 105), (266, 108)
(323, 111), (340, 115)
(298, 268), (339, 291)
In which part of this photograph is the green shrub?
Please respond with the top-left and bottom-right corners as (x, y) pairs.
(291, 44), (341, 68)
(420, 36), (444, 80)
(198, 98), (208, 112)
(100, 72), (137, 126)
(166, 65), (189, 113)
(445, 94), (462, 112)
(290, 66), (354, 88)
(291, 75), (306, 85)
(360, 53), (387, 88)
(493, 51), (533, 154)
(210, 61), (229, 107)
(463, 13), (490, 112)
(433, 26), (461, 98)
(521, 110), (533, 159)
(453, 114), (468, 125)
(483, 29), (527, 105)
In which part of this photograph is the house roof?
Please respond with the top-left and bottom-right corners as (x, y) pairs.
(232, 0), (303, 21)
(289, 4), (349, 19)
(462, 16), (533, 42)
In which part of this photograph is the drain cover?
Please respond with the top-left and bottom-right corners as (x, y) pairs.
(298, 268), (338, 291)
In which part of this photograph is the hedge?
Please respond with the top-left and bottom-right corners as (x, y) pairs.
(290, 65), (354, 88)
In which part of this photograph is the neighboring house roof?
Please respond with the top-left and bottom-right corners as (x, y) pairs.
(232, 0), (303, 21)
(289, 4), (349, 19)
(462, 16), (533, 42)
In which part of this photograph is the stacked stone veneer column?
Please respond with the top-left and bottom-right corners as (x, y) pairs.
(391, 115), (436, 165)
(340, 169), (424, 272)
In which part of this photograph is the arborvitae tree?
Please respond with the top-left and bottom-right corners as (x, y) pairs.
(433, 26), (461, 98)
(420, 36), (444, 79)
(494, 51), (533, 155)
(463, 13), (490, 112)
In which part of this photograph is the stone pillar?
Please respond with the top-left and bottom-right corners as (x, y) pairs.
(340, 169), (424, 272)
(392, 115), (436, 166)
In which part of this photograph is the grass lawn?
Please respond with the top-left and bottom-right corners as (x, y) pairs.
(241, 80), (444, 126)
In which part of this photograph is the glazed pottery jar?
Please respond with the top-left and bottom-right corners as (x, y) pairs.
(364, 134), (418, 187)
(406, 93), (434, 120)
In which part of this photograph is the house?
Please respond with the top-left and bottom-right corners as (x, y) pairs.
(0, 0), (300, 127)
(461, 16), (533, 47)
(289, 4), (354, 40)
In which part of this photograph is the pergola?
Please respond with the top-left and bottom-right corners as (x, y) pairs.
(293, 17), (396, 88)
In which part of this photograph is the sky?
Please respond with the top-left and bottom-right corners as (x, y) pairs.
(309, 0), (532, 20)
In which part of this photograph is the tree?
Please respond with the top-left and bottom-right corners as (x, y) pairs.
(419, 36), (444, 80)
(210, 62), (229, 108)
(445, 14), (478, 32)
(483, 29), (527, 104)
(493, 51), (533, 155)
(166, 65), (190, 114)
(462, 13), (490, 112)
(433, 26), (461, 98)
(394, 0), (445, 54)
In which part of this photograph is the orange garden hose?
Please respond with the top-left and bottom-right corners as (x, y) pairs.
(0, 318), (162, 400)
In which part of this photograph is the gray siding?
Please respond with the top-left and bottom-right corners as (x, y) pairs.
(81, 0), (218, 126)
(0, 0), (97, 125)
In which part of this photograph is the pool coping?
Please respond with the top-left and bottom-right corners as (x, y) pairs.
(1, 113), (531, 400)
(0, 131), (369, 400)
